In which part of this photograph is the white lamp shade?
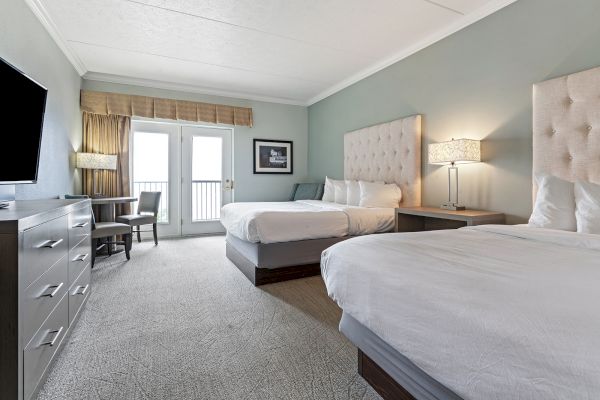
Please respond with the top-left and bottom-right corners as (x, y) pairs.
(428, 139), (481, 165)
(76, 152), (117, 170)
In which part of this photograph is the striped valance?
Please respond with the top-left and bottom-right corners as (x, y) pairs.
(80, 90), (253, 127)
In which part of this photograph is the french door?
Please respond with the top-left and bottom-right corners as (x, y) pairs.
(181, 126), (232, 235)
(131, 120), (233, 237)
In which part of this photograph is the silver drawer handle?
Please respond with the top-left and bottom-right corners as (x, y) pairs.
(39, 326), (63, 347)
(38, 238), (64, 249)
(74, 284), (89, 296)
(72, 253), (89, 262)
(39, 282), (64, 298)
(73, 221), (89, 228)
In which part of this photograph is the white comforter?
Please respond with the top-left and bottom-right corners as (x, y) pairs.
(321, 225), (600, 400)
(220, 200), (394, 243)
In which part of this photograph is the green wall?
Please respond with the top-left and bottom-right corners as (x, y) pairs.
(308, 0), (600, 223)
(0, 0), (82, 199)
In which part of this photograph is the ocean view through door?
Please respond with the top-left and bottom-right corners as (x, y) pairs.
(131, 120), (233, 237)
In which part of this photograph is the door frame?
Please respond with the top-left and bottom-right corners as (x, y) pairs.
(130, 118), (234, 238)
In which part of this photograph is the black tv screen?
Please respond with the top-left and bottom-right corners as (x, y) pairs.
(0, 56), (47, 184)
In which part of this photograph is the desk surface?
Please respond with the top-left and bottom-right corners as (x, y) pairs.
(91, 196), (137, 205)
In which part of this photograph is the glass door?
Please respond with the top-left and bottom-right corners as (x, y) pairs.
(181, 126), (233, 235)
(131, 121), (181, 237)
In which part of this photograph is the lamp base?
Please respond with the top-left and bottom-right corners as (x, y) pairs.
(440, 202), (465, 211)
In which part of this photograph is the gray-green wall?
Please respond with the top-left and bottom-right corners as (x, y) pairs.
(82, 80), (308, 202)
(0, 0), (82, 199)
(308, 0), (600, 223)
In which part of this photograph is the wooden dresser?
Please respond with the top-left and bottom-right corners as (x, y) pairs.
(0, 199), (92, 400)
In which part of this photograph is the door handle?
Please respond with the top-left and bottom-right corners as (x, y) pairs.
(73, 221), (89, 228)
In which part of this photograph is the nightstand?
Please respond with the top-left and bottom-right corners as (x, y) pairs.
(395, 207), (505, 232)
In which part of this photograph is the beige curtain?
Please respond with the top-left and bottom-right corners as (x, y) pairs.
(82, 112), (131, 215)
(80, 90), (253, 127)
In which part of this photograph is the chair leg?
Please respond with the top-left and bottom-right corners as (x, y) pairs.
(137, 226), (141, 243)
(153, 223), (158, 245)
(91, 238), (97, 268)
(124, 234), (131, 260)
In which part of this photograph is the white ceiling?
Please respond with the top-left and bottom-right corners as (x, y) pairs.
(27, 0), (517, 105)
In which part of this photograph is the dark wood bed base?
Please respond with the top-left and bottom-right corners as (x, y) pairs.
(226, 242), (321, 286)
(358, 349), (417, 400)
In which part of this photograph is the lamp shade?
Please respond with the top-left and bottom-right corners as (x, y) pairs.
(76, 152), (117, 170)
(428, 139), (481, 165)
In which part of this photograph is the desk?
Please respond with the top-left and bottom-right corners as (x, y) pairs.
(91, 196), (137, 222)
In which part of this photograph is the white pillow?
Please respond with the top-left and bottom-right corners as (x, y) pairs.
(333, 180), (347, 204)
(528, 174), (576, 231)
(574, 181), (600, 234)
(346, 180), (360, 206)
(322, 176), (335, 202)
(359, 181), (402, 208)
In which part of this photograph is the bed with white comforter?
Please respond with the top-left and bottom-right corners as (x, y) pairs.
(321, 225), (600, 400)
(220, 200), (394, 243)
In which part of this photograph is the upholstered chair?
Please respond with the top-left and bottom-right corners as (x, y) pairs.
(116, 191), (162, 245)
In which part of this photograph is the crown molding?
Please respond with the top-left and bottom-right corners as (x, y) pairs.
(306, 0), (519, 105)
(24, 0), (87, 75)
(83, 72), (309, 106)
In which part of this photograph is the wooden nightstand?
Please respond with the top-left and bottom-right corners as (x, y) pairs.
(395, 207), (505, 232)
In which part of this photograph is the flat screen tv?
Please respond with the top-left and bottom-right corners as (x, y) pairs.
(0, 56), (47, 184)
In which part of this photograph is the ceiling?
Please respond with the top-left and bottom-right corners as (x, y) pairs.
(27, 0), (517, 105)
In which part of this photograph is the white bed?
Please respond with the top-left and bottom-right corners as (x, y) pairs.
(223, 114), (422, 285)
(322, 225), (600, 399)
(221, 200), (395, 244)
(321, 66), (600, 399)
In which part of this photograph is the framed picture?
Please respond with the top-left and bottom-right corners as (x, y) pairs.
(253, 139), (293, 174)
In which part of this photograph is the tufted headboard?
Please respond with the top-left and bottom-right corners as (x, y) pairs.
(344, 115), (422, 207)
(533, 66), (600, 200)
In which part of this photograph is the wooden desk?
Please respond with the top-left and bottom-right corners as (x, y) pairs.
(91, 196), (137, 222)
(395, 206), (505, 232)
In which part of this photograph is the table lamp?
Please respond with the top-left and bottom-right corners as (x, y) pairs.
(428, 138), (481, 211)
(76, 152), (117, 197)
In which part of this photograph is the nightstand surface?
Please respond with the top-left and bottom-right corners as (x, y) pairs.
(395, 206), (505, 232)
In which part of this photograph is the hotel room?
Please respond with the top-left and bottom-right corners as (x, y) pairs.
(1, 0), (599, 399)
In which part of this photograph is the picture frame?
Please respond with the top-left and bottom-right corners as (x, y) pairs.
(253, 139), (293, 174)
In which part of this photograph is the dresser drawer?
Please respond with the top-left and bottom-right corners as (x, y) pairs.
(68, 235), (92, 285)
(23, 215), (68, 288)
(23, 255), (68, 346)
(68, 206), (91, 248)
(23, 293), (68, 400)
(69, 265), (91, 326)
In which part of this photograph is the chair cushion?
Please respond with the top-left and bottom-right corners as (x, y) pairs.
(289, 183), (325, 201)
(92, 222), (132, 238)
(116, 214), (156, 226)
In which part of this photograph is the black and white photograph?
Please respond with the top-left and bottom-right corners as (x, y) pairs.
(253, 139), (293, 174)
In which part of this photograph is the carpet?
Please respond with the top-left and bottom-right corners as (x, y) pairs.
(36, 236), (381, 400)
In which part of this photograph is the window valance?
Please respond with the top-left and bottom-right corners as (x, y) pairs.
(80, 90), (253, 127)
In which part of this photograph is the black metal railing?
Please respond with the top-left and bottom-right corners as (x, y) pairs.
(132, 180), (222, 223)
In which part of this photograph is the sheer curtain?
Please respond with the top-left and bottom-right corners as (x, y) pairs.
(82, 111), (131, 215)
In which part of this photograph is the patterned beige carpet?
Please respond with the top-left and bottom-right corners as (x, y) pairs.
(37, 236), (381, 400)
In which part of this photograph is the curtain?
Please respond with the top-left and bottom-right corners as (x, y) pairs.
(82, 112), (131, 215)
(80, 90), (253, 127)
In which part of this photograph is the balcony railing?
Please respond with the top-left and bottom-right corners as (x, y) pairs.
(132, 180), (222, 223)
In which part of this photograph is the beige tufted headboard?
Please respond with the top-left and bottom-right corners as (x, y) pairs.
(533, 67), (600, 199)
(344, 115), (422, 207)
